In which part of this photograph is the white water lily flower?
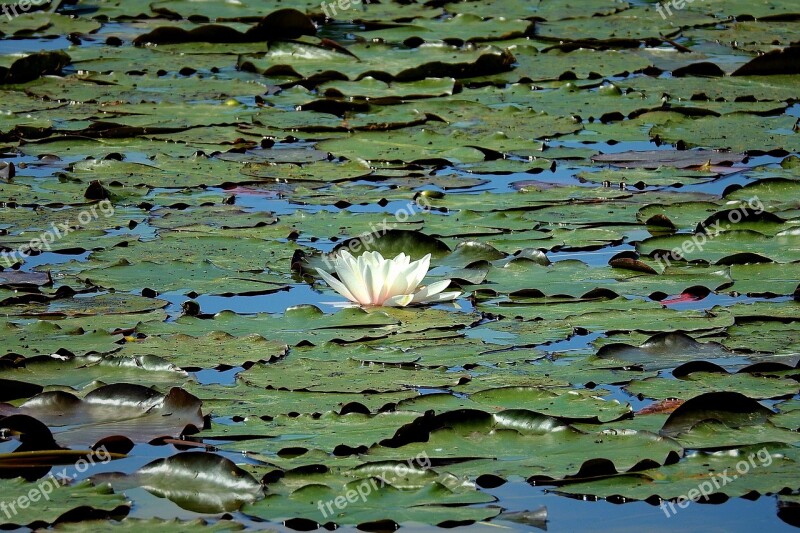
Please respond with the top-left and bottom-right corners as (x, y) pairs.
(316, 250), (461, 307)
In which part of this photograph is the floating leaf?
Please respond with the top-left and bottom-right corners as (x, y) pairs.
(0, 385), (204, 447)
(94, 452), (263, 513)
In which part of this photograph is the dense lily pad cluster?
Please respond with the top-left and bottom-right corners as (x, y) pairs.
(0, 0), (799, 530)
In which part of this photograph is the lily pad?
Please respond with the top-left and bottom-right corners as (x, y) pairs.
(0, 385), (204, 447)
(0, 353), (189, 391)
(597, 332), (740, 371)
(94, 452), (263, 513)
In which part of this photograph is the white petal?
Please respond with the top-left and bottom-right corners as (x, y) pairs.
(337, 249), (356, 263)
(383, 293), (415, 307)
(336, 255), (371, 305)
(362, 250), (383, 266)
(384, 256), (413, 295)
(417, 290), (461, 304)
(322, 299), (362, 309)
(375, 256), (398, 304)
(404, 253), (431, 292)
(392, 252), (410, 267)
(410, 279), (453, 303)
(361, 252), (385, 304)
(316, 268), (359, 303)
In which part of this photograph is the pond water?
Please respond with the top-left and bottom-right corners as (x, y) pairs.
(1, 1), (799, 532)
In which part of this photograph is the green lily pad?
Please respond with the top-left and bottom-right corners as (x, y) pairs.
(722, 320), (800, 356)
(238, 42), (514, 83)
(399, 386), (632, 423)
(183, 382), (417, 418)
(115, 332), (288, 369)
(211, 411), (422, 457)
(625, 372), (799, 401)
(238, 358), (470, 393)
(597, 332), (740, 371)
(52, 518), (247, 532)
(355, 13), (530, 44)
(77, 259), (290, 296)
(0, 318), (122, 358)
(137, 305), (400, 346)
(728, 262), (800, 296)
(0, 353), (189, 391)
(1, 293), (168, 318)
(650, 114), (800, 152)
